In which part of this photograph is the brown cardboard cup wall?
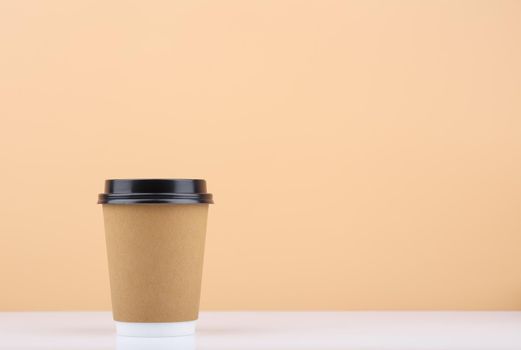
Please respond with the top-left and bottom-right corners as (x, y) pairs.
(103, 204), (209, 322)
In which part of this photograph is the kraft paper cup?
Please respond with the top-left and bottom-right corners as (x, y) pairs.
(99, 179), (213, 337)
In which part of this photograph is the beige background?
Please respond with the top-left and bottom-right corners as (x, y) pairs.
(1, 0), (520, 311)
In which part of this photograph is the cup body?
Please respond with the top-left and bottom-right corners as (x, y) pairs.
(102, 203), (209, 336)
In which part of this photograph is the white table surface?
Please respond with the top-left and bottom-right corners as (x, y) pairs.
(1, 311), (520, 350)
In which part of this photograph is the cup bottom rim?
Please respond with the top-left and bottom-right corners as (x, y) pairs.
(115, 320), (196, 337)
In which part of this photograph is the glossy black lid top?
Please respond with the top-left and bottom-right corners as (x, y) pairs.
(98, 179), (213, 204)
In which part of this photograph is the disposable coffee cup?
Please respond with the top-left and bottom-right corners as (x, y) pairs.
(98, 179), (213, 337)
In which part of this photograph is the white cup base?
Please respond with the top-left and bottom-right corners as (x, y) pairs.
(115, 321), (196, 337)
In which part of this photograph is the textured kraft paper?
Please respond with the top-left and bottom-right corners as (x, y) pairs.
(102, 204), (209, 323)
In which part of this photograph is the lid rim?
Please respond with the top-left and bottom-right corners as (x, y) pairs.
(98, 179), (214, 205)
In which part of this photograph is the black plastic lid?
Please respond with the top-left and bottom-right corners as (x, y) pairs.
(98, 179), (214, 204)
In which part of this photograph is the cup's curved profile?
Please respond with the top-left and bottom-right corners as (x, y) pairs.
(99, 179), (213, 337)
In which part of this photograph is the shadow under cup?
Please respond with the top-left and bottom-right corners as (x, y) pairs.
(99, 179), (213, 337)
